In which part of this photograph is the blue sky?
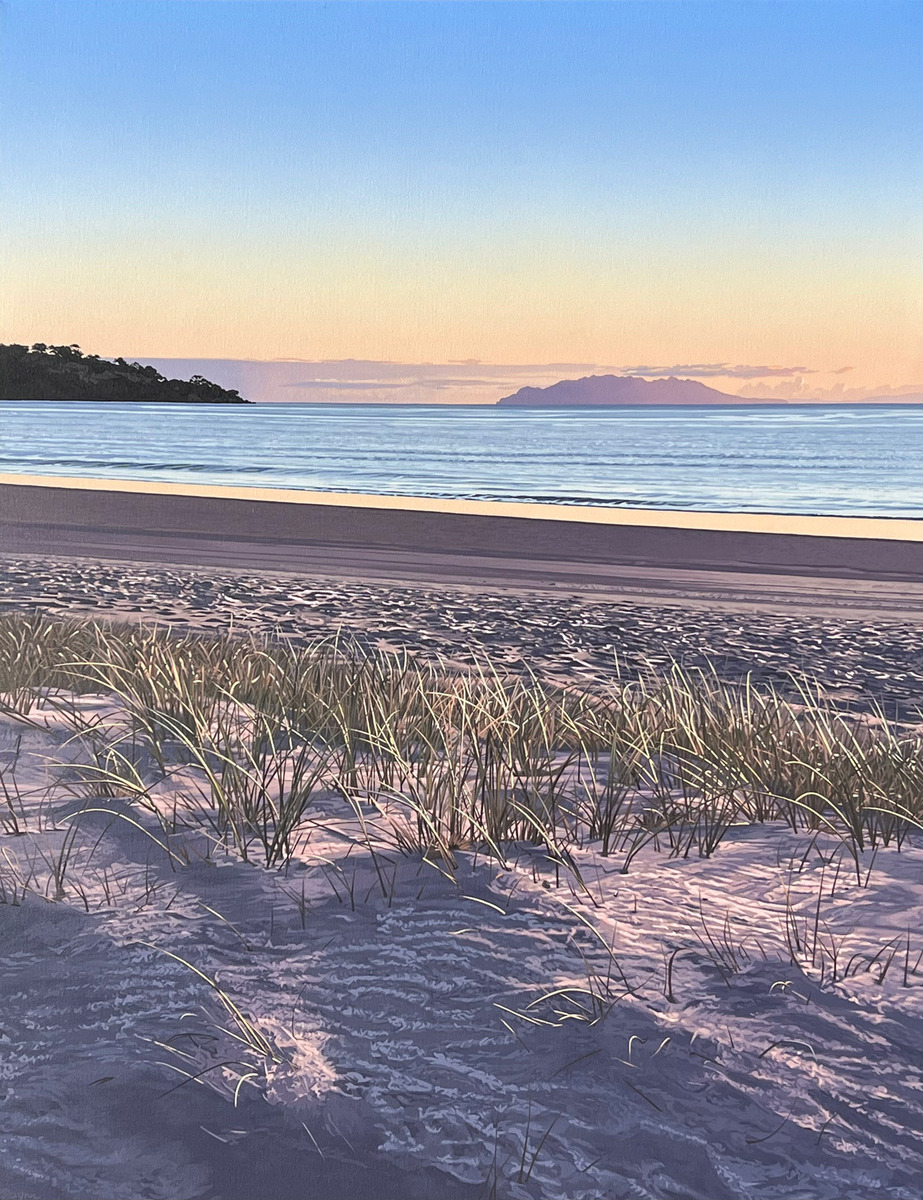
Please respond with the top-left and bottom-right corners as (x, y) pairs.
(1, 1), (920, 396)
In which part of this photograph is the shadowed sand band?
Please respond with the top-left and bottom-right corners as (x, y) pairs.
(2, 475), (923, 613)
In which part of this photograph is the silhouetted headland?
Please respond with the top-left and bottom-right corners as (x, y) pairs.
(0, 343), (249, 403)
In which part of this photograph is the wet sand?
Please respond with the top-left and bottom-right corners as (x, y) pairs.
(4, 474), (923, 589)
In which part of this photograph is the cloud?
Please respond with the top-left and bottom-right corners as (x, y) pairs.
(268, 359), (603, 381)
(734, 378), (923, 402)
(618, 363), (815, 379)
(282, 380), (410, 391)
(416, 379), (503, 389)
(283, 377), (502, 391)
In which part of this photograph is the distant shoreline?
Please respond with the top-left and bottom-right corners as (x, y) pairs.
(5, 397), (923, 409)
(0, 403), (248, 408)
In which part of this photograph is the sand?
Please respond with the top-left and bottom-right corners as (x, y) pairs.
(2, 554), (923, 722)
(5, 475), (923, 589)
(1, 693), (923, 1200)
(3, 479), (923, 1198)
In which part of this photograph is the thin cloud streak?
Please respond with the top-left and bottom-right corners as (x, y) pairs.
(619, 364), (815, 378)
(284, 378), (508, 391)
(735, 378), (923, 402)
(282, 380), (409, 391)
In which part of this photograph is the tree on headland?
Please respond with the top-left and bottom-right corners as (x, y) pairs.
(0, 343), (249, 403)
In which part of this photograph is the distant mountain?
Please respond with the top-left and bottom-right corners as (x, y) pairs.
(498, 374), (751, 406)
(0, 343), (249, 403)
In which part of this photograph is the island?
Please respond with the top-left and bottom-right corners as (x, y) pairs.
(0, 343), (249, 403)
(498, 374), (752, 406)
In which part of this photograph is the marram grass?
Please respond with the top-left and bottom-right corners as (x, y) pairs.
(1, 611), (921, 875)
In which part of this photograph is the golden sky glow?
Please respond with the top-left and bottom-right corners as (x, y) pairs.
(3, 2), (921, 398)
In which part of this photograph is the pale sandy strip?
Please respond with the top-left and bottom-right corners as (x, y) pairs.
(2, 472), (922, 543)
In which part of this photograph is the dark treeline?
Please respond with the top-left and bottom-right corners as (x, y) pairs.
(0, 343), (249, 403)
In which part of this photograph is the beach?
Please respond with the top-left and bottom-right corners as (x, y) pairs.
(3, 474), (923, 715)
(3, 478), (923, 1200)
(6, 475), (923, 582)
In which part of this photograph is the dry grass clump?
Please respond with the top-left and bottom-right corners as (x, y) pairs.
(1, 611), (921, 876)
(0, 612), (100, 720)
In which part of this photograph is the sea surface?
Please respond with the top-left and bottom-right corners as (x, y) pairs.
(2, 400), (922, 517)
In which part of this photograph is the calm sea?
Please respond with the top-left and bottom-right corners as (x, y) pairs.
(2, 401), (922, 518)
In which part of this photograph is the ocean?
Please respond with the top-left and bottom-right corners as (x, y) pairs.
(2, 400), (922, 518)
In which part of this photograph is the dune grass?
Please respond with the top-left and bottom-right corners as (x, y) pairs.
(1, 609), (921, 878)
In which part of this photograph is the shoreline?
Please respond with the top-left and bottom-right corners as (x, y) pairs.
(5, 470), (923, 535)
(4, 475), (923, 590)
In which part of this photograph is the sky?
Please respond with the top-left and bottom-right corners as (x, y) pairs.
(1, 0), (921, 402)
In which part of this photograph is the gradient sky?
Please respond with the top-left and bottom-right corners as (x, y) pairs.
(1, 0), (921, 396)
